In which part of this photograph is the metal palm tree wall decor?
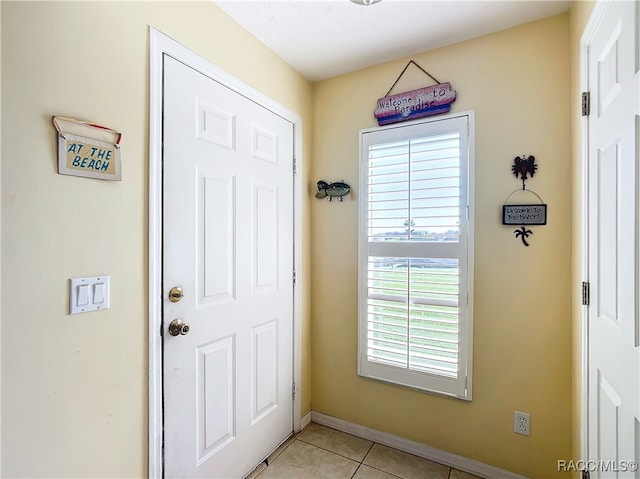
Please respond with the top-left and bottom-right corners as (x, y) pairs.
(502, 155), (547, 247)
(513, 226), (534, 246)
(512, 155), (537, 189)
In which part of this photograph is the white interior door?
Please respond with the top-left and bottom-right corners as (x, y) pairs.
(586, 1), (639, 476)
(162, 55), (294, 478)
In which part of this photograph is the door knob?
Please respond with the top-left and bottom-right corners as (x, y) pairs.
(169, 319), (190, 336)
(169, 286), (184, 303)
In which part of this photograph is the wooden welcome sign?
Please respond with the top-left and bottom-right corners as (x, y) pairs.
(374, 83), (457, 126)
(374, 61), (456, 126)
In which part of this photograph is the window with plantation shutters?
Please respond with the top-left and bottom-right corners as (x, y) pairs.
(358, 113), (474, 400)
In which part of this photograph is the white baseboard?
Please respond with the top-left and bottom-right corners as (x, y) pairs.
(299, 411), (312, 431)
(310, 411), (530, 479)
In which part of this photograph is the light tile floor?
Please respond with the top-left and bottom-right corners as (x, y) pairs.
(246, 423), (483, 479)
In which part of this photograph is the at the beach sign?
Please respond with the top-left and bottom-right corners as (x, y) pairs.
(374, 82), (457, 126)
(53, 116), (122, 181)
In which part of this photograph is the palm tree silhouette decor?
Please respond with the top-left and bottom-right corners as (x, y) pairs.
(512, 155), (537, 190)
(514, 226), (533, 246)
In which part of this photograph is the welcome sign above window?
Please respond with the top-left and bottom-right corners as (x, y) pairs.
(374, 83), (457, 126)
(373, 60), (457, 126)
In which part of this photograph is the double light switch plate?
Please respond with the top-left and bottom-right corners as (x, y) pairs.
(69, 276), (110, 314)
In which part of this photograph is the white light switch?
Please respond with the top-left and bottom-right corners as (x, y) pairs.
(70, 276), (110, 314)
(77, 284), (90, 306)
(93, 283), (105, 304)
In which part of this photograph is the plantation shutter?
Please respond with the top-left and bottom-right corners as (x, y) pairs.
(358, 114), (473, 399)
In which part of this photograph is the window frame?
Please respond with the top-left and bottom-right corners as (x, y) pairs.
(357, 111), (475, 400)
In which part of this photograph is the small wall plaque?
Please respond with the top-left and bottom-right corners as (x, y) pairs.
(502, 204), (547, 225)
(53, 116), (122, 181)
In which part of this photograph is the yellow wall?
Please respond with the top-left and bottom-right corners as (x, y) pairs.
(311, 13), (573, 478)
(1, 1), (598, 477)
(0, 1), (312, 477)
(569, 0), (596, 468)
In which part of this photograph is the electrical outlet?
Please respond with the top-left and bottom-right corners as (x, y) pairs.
(514, 411), (530, 436)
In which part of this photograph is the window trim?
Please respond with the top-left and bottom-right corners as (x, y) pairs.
(357, 111), (475, 401)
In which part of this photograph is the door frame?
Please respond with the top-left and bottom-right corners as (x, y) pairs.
(148, 28), (304, 478)
(579, 0), (615, 463)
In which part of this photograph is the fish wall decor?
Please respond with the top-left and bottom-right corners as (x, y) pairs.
(315, 180), (350, 202)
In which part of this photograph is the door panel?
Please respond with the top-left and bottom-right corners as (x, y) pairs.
(596, 371), (622, 466)
(587, 2), (640, 477)
(163, 55), (294, 478)
(251, 319), (279, 423)
(197, 336), (235, 461)
(200, 174), (236, 303)
(253, 183), (279, 292)
(595, 141), (619, 324)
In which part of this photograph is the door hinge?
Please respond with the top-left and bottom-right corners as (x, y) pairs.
(293, 269), (297, 285)
(582, 91), (590, 116)
(582, 281), (590, 306)
(293, 157), (297, 174)
(581, 469), (590, 479)
(292, 382), (296, 400)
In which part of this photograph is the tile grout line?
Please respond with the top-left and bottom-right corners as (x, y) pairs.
(296, 428), (382, 464)
(295, 436), (366, 465)
(350, 441), (376, 479)
(350, 442), (376, 479)
(362, 441), (375, 463)
(358, 441), (455, 479)
(361, 441), (374, 471)
(250, 433), (299, 478)
(359, 460), (405, 479)
(354, 441), (409, 479)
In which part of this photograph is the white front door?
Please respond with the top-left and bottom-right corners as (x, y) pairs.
(586, 1), (639, 476)
(162, 55), (294, 478)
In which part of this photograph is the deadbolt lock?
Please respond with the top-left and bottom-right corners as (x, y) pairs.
(169, 286), (184, 303)
(169, 319), (190, 336)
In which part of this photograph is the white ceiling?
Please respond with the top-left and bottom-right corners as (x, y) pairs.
(214, 0), (572, 82)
